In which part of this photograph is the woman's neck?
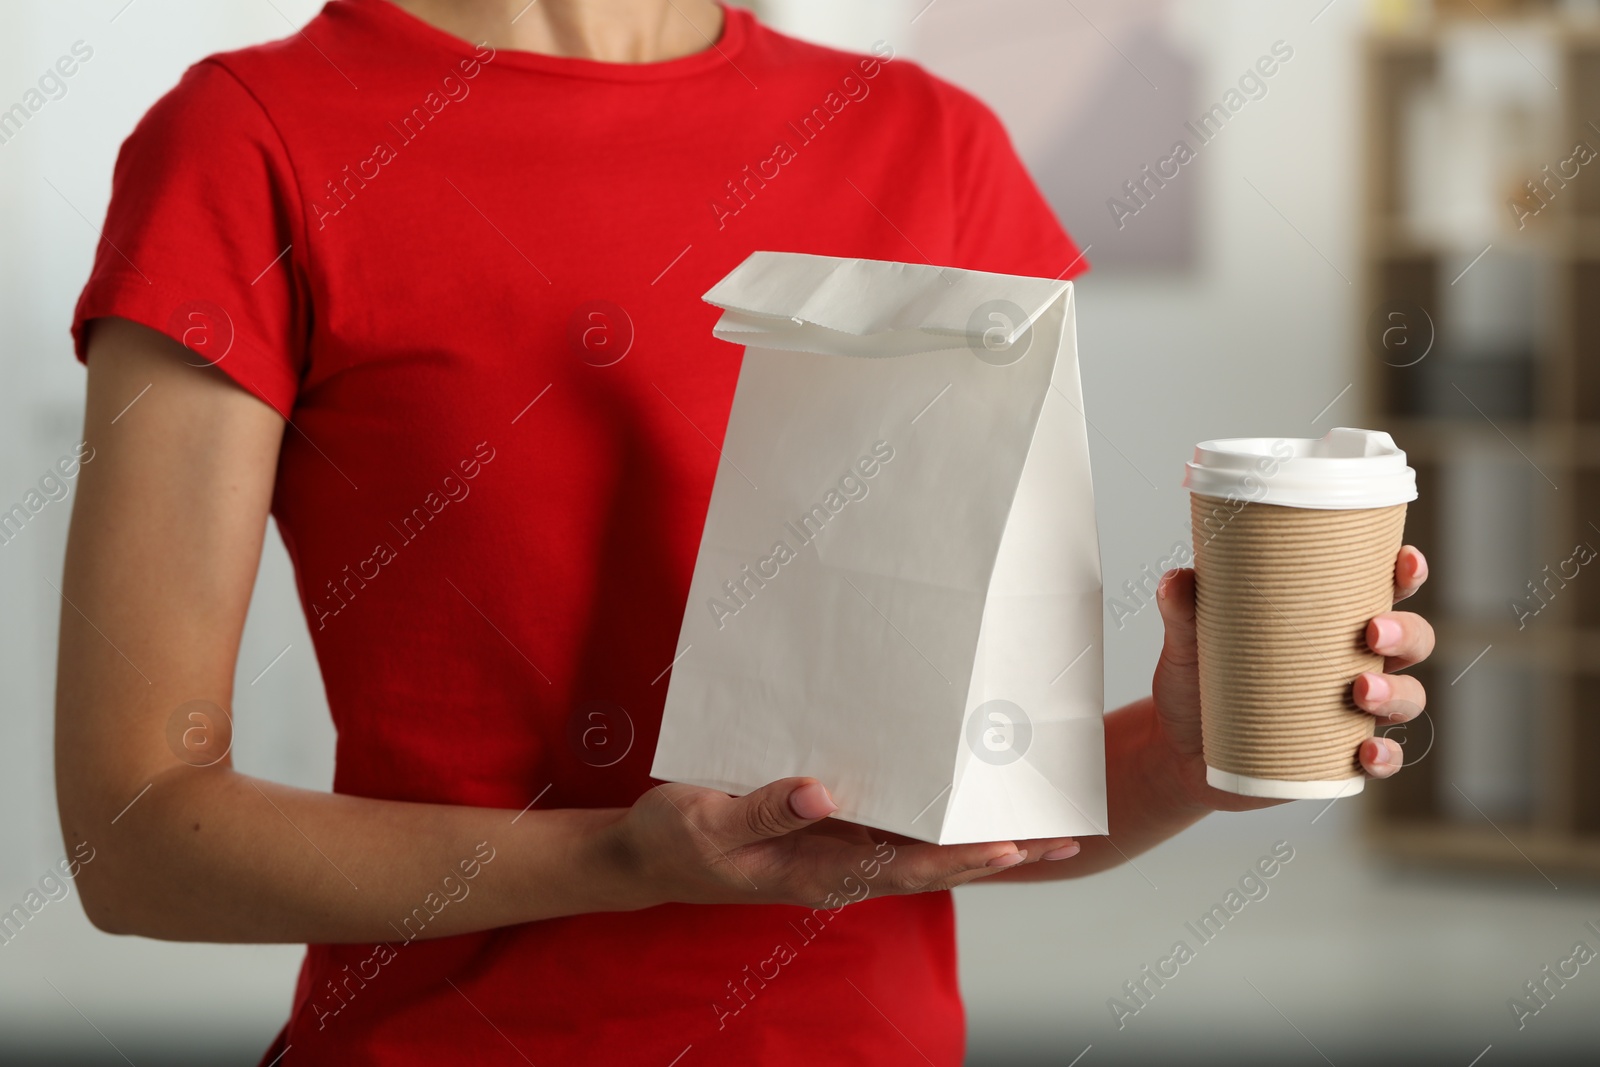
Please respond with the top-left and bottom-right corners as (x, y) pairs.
(386, 0), (725, 62)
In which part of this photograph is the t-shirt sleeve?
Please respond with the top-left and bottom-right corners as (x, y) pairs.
(940, 83), (1089, 282)
(70, 59), (308, 416)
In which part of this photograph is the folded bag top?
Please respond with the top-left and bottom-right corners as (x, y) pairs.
(703, 251), (1071, 356)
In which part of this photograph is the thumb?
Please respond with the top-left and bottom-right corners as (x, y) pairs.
(723, 778), (839, 845)
(1152, 567), (1204, 754)
(1154, 567), (1198, 669)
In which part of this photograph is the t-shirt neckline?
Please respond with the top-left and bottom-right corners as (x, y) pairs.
(341, 0), (750, 81)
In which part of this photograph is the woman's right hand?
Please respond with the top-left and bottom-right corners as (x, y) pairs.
(605, 778), (1081, 910)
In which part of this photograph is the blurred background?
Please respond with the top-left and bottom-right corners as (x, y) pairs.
(2, 0), (1597, 1063)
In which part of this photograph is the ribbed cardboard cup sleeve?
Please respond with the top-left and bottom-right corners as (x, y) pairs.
(1189, 495), (1407, 785)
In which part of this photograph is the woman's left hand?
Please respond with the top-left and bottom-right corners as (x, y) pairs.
(1149, 545), (1435, 812)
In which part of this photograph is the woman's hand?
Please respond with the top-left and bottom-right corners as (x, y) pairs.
(604, 778), (1081, 909)
(1149, 545), (1434, 813)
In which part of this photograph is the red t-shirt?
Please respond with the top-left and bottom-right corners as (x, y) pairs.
(71, 2), (1086, 1063)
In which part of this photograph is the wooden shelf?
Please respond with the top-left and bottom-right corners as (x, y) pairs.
(1364, 30), (1437, 58)
(1433, 621), (1567, 666)
(1362, 217), (1600, 260)
(1363, 218), (1563, 259)
(1382, 420), (1552, 465)
(1366, 819), (1600, 881)
(1574, 630), (1600, 672)
(1381, 421), (1600, 467)
(1359, 21), (1600, 878)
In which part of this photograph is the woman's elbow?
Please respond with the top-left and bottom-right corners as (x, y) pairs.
(71, 852), (139, 936)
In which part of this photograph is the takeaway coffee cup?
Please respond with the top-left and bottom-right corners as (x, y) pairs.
(1182, 427), (1417, 799)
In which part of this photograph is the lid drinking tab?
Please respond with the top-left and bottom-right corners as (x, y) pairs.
(1181, 427), (1418, 510)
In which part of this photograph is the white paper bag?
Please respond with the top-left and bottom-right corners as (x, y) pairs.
(652, 252), (1106, 845)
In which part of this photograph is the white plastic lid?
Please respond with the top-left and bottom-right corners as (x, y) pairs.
(1182, 427), (1417, 510)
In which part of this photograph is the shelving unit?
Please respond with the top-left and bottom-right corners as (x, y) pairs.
(1361, 8), (1600, 876)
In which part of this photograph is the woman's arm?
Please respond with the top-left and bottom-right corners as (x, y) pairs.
(55, 318), (645, 941)
(57, 320), (1075, 943)
(997, 556), (1435, 882)
(1000, 697), (1208, 881)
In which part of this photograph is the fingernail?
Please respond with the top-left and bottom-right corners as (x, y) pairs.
(986, 851), (1026, 868)
(788, 782), (837, 820)
(1157, 569), (1176, 599)
(1361, 672), (1390, 705)
(1368, 740), (1392, 768)
(1042, 843), (1081, 861)
(1372, 617), (1403, 652)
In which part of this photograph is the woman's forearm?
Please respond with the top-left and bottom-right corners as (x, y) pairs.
(58, 323), (652, 943)
(992, 697), (1209, 882)
(70, 764), (640, 943)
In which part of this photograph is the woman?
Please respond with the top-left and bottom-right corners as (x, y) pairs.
(56, 1), (1434, 1063)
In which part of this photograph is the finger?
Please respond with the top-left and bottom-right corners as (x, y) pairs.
(940, 866), (1015, 890)
(1154, 569), (1198, 671)
(1366, 611), (1435, 672)
(878, 840), (1027, 894)
(1015, 837), (1080, 863)
(1394, 546), (1428, 603)
(1152, 567), (1201, 718)
(719, 777), (839, 846)
(1359, 736), (1404, 778)
(1352, 671), (1426, 723)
